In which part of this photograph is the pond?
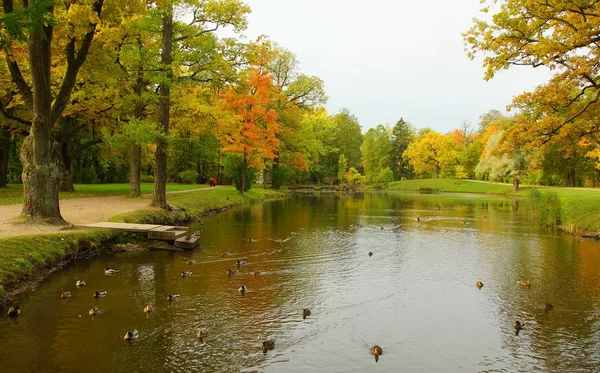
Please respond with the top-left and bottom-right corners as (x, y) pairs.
(1, 192), (600, 372)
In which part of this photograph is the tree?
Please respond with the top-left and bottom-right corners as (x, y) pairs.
(476, 131), (530, 191)
(332, 109), (362, 170)
(217, 68), (280, 194)
(1, 1), (105, 222)
(464, 0), (600, 144)
(360, 124), (392, 184)
(390, 118), (415, 180)
(338, 153), (347, 190)
(403, 131), (460, 178)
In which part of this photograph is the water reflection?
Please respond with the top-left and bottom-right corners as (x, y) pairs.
(0, 192), (599, 372)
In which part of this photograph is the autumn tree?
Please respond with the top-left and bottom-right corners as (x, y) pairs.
(403, 131), (460, 178)
(0, 1), (105, 222)
(464, 0), (600, 147)
(360, 124), (392, 184)
(217, 68), (280, 193)
(332, 109), (362, 171)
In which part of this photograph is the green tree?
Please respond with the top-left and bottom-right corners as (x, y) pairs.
(390, 118), (415, 180)
(338, 153), (347, 190)
(360, 124), (392, 184)
(332, 109), (362, 171)
(476, 131), (530, 192)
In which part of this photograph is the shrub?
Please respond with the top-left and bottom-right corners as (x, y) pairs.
(523, 189), (561, 226)
(81, 167), (99, 184)
(141, 174), (154, 183)
(177, 170), (199, 184)
(272, 166), (292, 189)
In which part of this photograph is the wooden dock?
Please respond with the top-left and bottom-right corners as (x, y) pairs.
(81, 222), (200, 250)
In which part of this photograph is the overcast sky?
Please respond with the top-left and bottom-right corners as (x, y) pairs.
(239, 0), (550, 133)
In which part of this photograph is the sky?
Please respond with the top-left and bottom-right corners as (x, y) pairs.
(237, 0), (551, 133)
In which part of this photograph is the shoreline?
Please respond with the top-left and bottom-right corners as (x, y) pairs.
(0, 187), (287, 308)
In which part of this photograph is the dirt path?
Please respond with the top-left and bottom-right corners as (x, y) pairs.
(0, 187), (218, 239)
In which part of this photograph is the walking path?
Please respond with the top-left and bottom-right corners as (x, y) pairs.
(0, 187), (218, 238)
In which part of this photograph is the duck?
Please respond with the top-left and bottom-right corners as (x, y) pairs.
(94, 291), (107, 298)
(222, 252), (230, 257)
(227, 269), (238, 277)
(186, 260), (196, 265)
(476, 281), (484, 288)
(248, 238), (255, 243)
(181, 271), (192, 278)
(167, 294), (180, 301)
(237, 259), (247, 267)
(104, 267), (119, 275)
(239, 285), (247, 295)
(75, 280), (86, 287)
(262, 339), (275, 353)
(124, 329), (139, 341)
(545, 303), (554, 311)
(7, 305), (20, 317)
(89, 307), (102, 316)
(370, 345), (383, 362)
(196, 329), (209, 341)
(192, 231), (201, 237)
(518, 280), (532, 287)
(380, 226), (384, 230)
(513, 320), (524, 335)
(143, 305), (153, 314)
(60, 291), (72, 299)
(368, 252), (373, 257)
(417, 217), (421, 222)
(254, 271), (260, 276)
(301, 308), (311, 319)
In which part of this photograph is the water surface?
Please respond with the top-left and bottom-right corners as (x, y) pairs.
(1, 192), (599, 372)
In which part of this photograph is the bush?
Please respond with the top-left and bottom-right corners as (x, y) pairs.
(523, 189), (562, 226)
(81, 167), (99, 184)
(272, 166), (292, 189)
(141, 174), (154, 183)
(177, 170), (199, 184)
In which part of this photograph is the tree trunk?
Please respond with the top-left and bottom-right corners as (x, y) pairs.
(151, 4), (173, 209)
(240, 159), (247, 195)
(58, 141), (74, 192)
(129, 145), (141, 197)
(567, 170), (576, 187)
(0, 128), (9, 187)
(512, 177), (520, 192)
(20, 12), (65, 223)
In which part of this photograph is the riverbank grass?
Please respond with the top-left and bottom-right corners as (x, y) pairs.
(110, 186), (287, 224)
(0, 229), (123, 296)
(387, 179), (517, 194)
(0, 183), (207, 205)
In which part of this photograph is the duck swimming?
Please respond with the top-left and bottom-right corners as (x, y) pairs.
(476, 281), (484, 288)
(7, 305), (20, 317)
(237, 259), (247, 267)
(104, 267), (119, 275)
(227, 269), (238, 277)
(370, 345), (383, 362)
(143, 305), (153, 314)
(124, 329), (139, 341)
(167, 294), (180, 301)
(75, 280), (86, 287)
(181, 271), (192, 278)
(368, 252), (373, 257)
(196, 329), (209, 341)
(239, 285), (247, 295)
(301, 308), (311, 319)
(513, 320), (524, 335)
(94, 291), (107, 298)
(186, 260), (196, 265)
(262, 339), (275, 353)
(518, 280), (532, 287)
(545, 303), (554, 311)
(60, 291), (72, 299)
(89, 307), (102, 316)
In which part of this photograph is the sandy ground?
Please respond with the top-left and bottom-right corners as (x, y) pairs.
(0, 188), (214, 238)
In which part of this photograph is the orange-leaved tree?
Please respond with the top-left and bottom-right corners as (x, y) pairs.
(217, 68), (280, 193)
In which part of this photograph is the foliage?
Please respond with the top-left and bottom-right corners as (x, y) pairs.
(177, 170), (199, 184)
(361, 124), (392, 184)
(345, 167), (363, 185)
(403, 131), (460, 178)
(223, 155), (257, 192)
(522, 189), (562, 226)
(390, 118), (415, 180)
(338, 153), (347, 189)
(272, 166), (292, 189)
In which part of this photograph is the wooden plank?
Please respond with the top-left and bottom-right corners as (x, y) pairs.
(175, 235), (200, 250)
(81, 222), (162, 232)
(148, 226), (188, 240)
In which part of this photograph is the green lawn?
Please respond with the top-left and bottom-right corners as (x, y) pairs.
(110, 186), (287, 224)
(0, 183), (207, 205)
(387, 179), (518, 194)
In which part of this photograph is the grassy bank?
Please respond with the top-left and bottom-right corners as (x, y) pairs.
(387, 179), (518, 194)
(0, 183), (207, 205)
(0, 229), (126, 298)
(110, 186), (287, 224)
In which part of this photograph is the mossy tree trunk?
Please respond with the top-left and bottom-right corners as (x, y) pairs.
(3, 0), (104, 222)
(151, 2), (173, 209)
(0, 128), (9, 188)
(512, 177), (520, 192)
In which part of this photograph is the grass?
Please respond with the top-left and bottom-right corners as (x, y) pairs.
(387, 179), (517, 194)
(0, 183), (207, 205)
(110, 186), (287, 224)
(0, 229), (124, 296)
